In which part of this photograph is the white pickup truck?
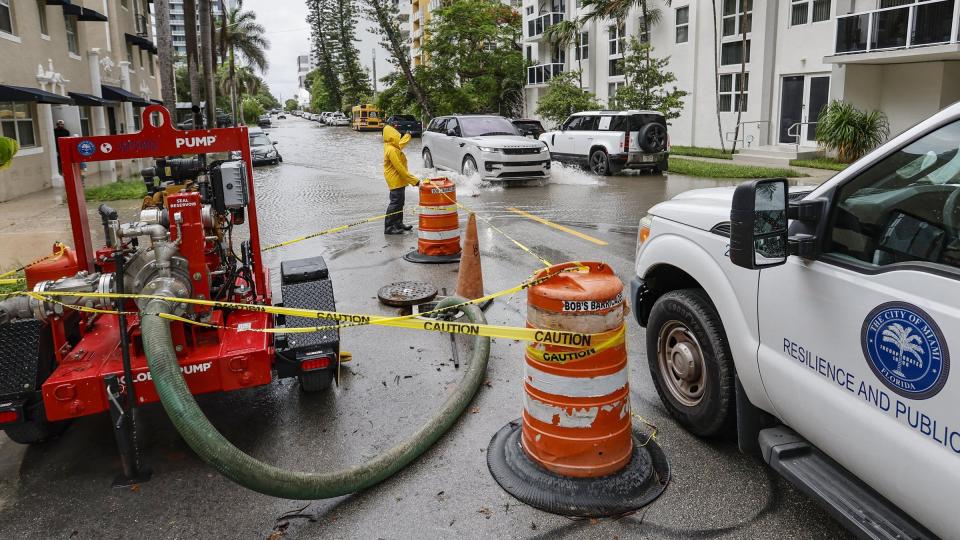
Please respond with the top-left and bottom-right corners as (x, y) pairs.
(632, 103), (960, 538)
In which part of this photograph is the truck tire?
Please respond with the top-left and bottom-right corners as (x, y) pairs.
(589, 149), (612, 176)
(2, 406), (70, 445)
(299, 370), (334, 393)
(646, 288), (735, 437)
(423, 148), (434, 169)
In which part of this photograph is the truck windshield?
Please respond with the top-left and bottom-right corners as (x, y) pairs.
(459, 117), (519, 137)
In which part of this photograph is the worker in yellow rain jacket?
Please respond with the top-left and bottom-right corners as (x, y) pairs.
(382, 125), (421, 235)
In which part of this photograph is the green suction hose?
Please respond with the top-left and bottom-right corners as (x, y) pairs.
(141, 296), (491, 499)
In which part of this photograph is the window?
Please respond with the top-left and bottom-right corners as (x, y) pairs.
(121, 0), (128, 8)
(827, 119), (960, 271)
(722, 0), (752, 37)
(676, 6), (689, 43)
(526, 45), (532, 61)
(638, 16), (648, 43)
(65, 16), (78, 54)
(575, 31), (588, 60)
(126, 42), (135, 64)
(133, 108), (142, 131)
(139, 49), (145, 69)
(608, 24), (624, 56)
(562, 116), (598, 131)
(791, 0), (830, 26)
(608, 82), (624, 107)
(79, 106), (91, 136)
(721, 40), (750, 65)
(0, 0), (14, 35)
(609, 58), (623, 77)
(149, 55), (155, 75)
(36, 0), (47, 35)
(0, 102), (38, 148)
(718, 73), (748, 112)
(526, 5), (534, 15)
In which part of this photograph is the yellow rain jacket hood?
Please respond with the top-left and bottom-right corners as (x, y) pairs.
(383, 125), (420, 189)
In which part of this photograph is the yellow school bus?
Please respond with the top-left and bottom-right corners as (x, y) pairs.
(351, 104), (383, 131)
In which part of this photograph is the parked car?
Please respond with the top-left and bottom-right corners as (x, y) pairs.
(257, 115), (272, 128)
(631, 102), (960, 539)
(327, 113), (350, 126)
(176, 116), (203, 130)
(278, 112), (286, 119)
(385, 114), (423, 137)
(511, 118), (545, 139)
(540, 110), (669, 175)
(247, 127), (281, 165)
(422, 115), (551, 182)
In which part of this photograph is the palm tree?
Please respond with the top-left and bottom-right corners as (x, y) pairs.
(183, 0), (202, 126)
(882, 323), (925, 377)
(199, 0), (216, 127)
(580, 0), (665, 81)
(218, 1), (269, 125)
(155, 0), (176, 108)
(543, 19), (582, 88)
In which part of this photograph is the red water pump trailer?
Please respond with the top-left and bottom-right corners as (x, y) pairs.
(0, 106), (339, 484)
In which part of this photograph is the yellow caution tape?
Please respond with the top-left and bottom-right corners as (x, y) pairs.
(262, 209), (412, 251)
(525, 326), (625, 364)
(0, 278), (24, 287)
(17, 266), (608, 346)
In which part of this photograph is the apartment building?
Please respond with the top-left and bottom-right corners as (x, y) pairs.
(409, 0), (519, 67)
(523, 0), (960, 159)
(297, 53), (315, 90)
(169, 0), (229, 58)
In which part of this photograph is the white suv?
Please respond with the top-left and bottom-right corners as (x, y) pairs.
(540, 110), (669, 175)
(422, 115), (551, 182)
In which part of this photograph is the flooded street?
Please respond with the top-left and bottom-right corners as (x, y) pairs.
(0, 116), (847, 539)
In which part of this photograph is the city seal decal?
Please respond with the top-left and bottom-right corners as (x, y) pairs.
(861, 302), (949, 400)
(77, 140), (96, 157)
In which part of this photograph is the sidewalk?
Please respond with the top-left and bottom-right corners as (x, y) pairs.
(0, 188), (139, 270)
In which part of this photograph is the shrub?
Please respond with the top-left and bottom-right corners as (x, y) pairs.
(815, 101), (889, 163)
(535, 71), (601, 127)
(0, 137), (19, 170)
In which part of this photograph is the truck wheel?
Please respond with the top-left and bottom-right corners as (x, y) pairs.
(646, 288), (735, 437)
(423, 148), (434, 169)
(299, 370), (334, 393)
(2, 408), (70, 445)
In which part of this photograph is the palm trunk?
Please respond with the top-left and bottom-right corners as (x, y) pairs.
(155, 0), (176, 109)
(184, 0), (202, 126)
(229, 48), (238, 125)
(368, 0), (432, 117)
(711, 0), (726, 152)
(199, 0), (216, 128)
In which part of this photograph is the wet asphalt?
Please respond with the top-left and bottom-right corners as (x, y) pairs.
(0, 116), (849, 539)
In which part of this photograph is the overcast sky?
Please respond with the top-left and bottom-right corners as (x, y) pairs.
(242, 0), (394, 103)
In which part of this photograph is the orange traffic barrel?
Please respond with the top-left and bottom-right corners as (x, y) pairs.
(522, 261), (631, 477)
(487, 261), (670, 517)
(403, 178), (461, 264)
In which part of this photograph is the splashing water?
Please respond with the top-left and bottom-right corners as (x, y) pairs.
(547, 161), (603, 186)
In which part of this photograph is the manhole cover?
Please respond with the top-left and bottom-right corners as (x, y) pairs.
(377, 281), (438, 307)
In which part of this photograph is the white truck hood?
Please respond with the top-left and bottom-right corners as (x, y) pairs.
(463, 135), (542, 148)
(648, 186), (736, 231)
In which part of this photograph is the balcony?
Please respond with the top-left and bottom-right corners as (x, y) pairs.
(526, 12), (565, 40)
(830, 0), (960, 63)
(526, 62), (564, 86)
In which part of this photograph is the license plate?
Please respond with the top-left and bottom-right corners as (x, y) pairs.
(639, 154), (659, 163)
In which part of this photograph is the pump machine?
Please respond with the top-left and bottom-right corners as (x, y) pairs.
(0, 106), (338, 482)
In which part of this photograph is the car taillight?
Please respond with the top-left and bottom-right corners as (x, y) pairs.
(301, 357), (331, 372)
(623, 131), (630, 152)
(0, 410), (18, 424)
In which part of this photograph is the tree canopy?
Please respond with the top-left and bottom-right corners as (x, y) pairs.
(535, 71), (601, 127)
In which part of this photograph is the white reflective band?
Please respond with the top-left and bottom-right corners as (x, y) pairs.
(418, 205), (458, 215)
(524, 364), (628, 398)
(418, 229), (460, 241)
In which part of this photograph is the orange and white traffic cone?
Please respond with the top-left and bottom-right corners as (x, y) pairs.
(487, 261), (670, 517)
(455, 213), (486, 302)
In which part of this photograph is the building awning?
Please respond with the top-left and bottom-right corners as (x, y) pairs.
(124, 33), (157, 54)
(78, 7), (108, 21)
(150, 99), (163, 105)
(101, 85), (150, 106)
(44, 0), (70, 5)
(68, 92), (115, 106)
(0, 84), (72, 104)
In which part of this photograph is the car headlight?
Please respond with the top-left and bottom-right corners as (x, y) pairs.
(478, 146), (501, 153)
(538, 143), (549, 153)
(266, 149), (277, 157)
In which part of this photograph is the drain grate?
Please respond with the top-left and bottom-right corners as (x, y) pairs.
(377, 281), (438, 307)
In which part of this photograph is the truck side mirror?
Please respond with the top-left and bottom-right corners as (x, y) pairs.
(730, 178), (789, 269)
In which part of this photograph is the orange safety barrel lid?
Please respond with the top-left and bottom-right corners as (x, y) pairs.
(419, 177), (457, 206)
(528, 261), (624, 315)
